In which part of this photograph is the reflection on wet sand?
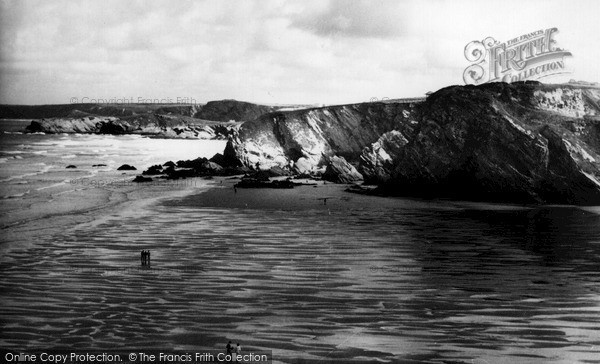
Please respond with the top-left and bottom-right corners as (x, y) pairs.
(1, 185), (599, 363)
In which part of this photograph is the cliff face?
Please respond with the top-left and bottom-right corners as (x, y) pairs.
(359, 82), (600, 204)
(227, 82), (600, 204)
(227, 102), (420, 171)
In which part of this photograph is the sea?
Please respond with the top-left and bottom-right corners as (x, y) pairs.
(1, 119), (600, 363)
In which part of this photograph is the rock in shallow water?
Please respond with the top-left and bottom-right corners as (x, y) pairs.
(117, 164), (137, 171)
(133, 175), (153, 183)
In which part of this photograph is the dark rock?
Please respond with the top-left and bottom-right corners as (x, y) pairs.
(176, 157), (209, 169)
(117, 164), (137, 171)
(235, 179), (296, 189)
(26, 120), (44, 133)
(163, 165), (175, 174)
(143, 164), (164, 175)
(222, 140), (244, 167)
(209, 153), (226, 166)
(322, 155), (363, 184)
(133, 175), (153, 183)
(92, 164), (107, 167)
(163, 161), (176, 167)
(193, 99), (275, 122)
(98, 120), (129, 134)
(66, 165), (77, 169)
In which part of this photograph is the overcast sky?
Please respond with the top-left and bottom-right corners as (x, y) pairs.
(1, 0), (599, 105)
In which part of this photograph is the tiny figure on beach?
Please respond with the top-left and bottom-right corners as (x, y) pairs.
(235, 343), (241, 363)
(234, 186), (237, 194)
(226, 340), (233, 357)
(317, 197), (329, 205)
(141, 250), (151, 265)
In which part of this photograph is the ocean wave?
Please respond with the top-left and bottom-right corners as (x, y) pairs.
(36, 182), (67, 191)
(2, 190), (30, 199)
(0, 164), (51, 182)
(3, 131), (23, 135)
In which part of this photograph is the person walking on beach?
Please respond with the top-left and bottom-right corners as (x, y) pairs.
(140, 250), (151, 265)
(226, 340), (233, 358)
(235, 343), (241, 363)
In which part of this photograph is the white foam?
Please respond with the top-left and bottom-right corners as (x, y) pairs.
(0, 164), (51, 182)
(36, 182), (66, 191)
(2, 190), (30, 199)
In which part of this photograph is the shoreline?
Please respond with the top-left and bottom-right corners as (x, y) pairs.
(0, 176), (214, 249)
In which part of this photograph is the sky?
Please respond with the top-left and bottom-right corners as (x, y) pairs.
(0, 0), (599, 105)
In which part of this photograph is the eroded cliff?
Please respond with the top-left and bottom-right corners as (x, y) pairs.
(226, 102), (421, 172)
(227, 82), (600, 204)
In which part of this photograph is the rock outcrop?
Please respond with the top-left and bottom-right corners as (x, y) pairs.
(24, 115), (240, 139)
(322, 156), (363, 183)
(226, 82), (600, 204)
(358, 82), (600, 204)
(117, 164), (137, 171)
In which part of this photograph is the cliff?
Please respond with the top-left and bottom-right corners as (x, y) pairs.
(7, 99), (284, 139)
(226, 101), (421, 172)
(226, 82), (600, 205)
(25, 115), (240, 139)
